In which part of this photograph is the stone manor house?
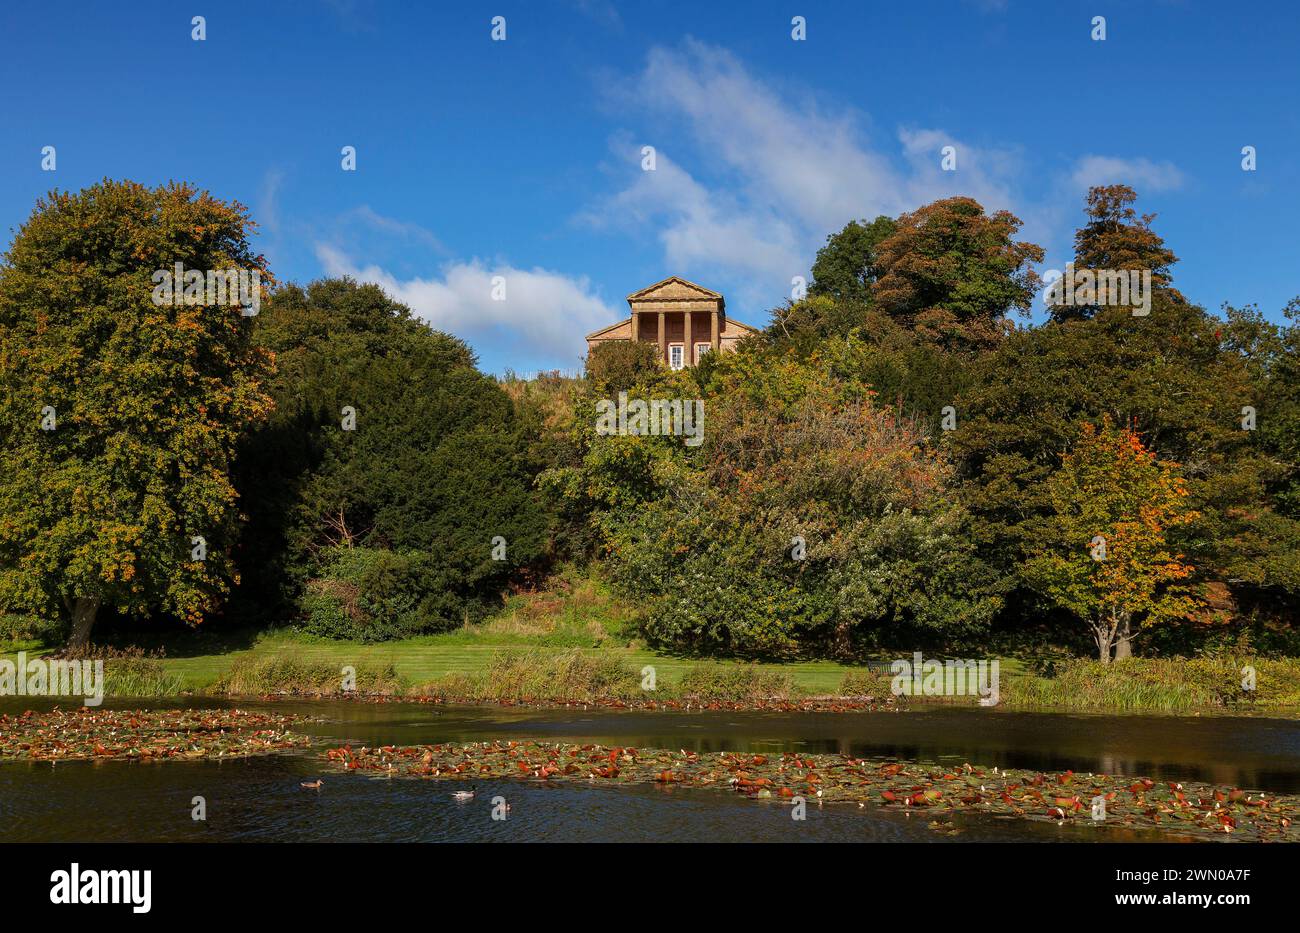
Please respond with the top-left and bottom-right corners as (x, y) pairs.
(584, 276), (760, 369)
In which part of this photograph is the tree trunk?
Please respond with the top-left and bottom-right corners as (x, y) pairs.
(67, 597), (100, 654)
(1113, 612), (1134, 661)
(1093, 614), (1117, 663)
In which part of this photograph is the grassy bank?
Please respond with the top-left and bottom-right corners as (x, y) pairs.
(0, 572), (872, 702)
(3, 570), (1298, 712)
(1002, 657), (1300, 712)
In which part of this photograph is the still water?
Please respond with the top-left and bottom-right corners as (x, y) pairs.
(3, 699), (1298, 842)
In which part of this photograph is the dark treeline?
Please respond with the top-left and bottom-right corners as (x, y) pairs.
(1, 180), (1296, 661)
(556, 186), (1300, 661)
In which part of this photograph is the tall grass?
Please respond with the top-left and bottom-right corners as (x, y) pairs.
(213, 655), (402, 695)
(104, 654), (186, 697)
(1001, 656), (1300, 711)
(677, 663), (797, 702)
(425, 649), (642, 703)
(420, 650), (803, 704)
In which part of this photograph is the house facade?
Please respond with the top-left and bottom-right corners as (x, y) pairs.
(585, 276), (761, 369)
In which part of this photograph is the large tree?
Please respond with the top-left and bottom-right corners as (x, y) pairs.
(808, 215), (898, 304)
(1023, 419), (1200, 661)
(870, 197), (1043, 350)
(953, 187), (1300, 645)
(0, 180), (272, 649)
(1050, 184), (1185, 322)
(233, 278), (550, 636)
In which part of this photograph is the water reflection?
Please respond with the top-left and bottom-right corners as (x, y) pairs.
(1, 698), (1297, 842)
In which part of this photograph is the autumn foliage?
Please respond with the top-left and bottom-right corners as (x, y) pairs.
(0, 180), (272, 648)
(1024, 419), (1201, 661)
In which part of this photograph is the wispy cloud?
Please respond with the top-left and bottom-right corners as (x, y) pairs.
(343, 205), (447, 254)
(587, 39), (1185, 309)
(315, 245), (617, 365)
(1070, 155), (1186, 194)
(588, 40), (1037, 300)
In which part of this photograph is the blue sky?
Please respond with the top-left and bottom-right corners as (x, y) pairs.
(2, 0), (1297, 374)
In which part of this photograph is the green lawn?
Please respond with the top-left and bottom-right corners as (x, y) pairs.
(138, 632), (875, 693)
(0, 568), (1027, 695)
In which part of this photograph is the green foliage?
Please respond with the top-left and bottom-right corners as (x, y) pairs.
(1053, 184), (1185, 321)
(585, 339), (661, 394)
(953, 290), (1300, 620)
(0, 613), (65, 650)
(213, 653), (402, 695)
(595, 345), (1000, 657)
(676, 662), (796, 702)
(298, 546), (460, 641)
(0, 179), (272, 647)
(234, 278), (551, 636)
(809, 216), (898, 304)
(870, 197), (1043, 350)
(1022, 419), (1200, 659)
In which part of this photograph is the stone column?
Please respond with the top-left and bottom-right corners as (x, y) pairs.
(711, 309), (719, 352)
(657, 311), (666, 363)
(684, 310), (692, 366)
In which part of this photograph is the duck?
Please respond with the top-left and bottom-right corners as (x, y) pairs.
(300, 779), (324, 789)
(451, 785), (477, 800)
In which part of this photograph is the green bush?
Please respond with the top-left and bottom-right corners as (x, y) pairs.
(837, 668), (895, 697)
(677, 662), (796, 702)
(0, 613), (65, 649)
(425, 648), (642, 703)
(585, 340), (662, 394)
(571, 343), (1002, 659)
(298, 546), (467, 641)
(234, 278), (551, 630)
(214, 654), (401, 695)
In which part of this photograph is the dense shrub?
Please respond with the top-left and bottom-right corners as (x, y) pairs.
(594, 346), (1000, 657)
(677, 663), (796, 702)
(297, 546), (460, 641)
(585, 340), (662, 394)
(0, 613), (65, 649)
(214, 654), (401, 695)
(233, 279), (551, 638)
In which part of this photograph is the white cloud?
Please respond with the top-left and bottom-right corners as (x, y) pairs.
(1070, 155), (1186, 194)
(627, 40), (910, 234)
(258, 169), (284, 237)
(315, 244), (617, 363)
(592, 152), (805, 287)
(591, 40), (1186, 308)
(591, 41), (1035, 300)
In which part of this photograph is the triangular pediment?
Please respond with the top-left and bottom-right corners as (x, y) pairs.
(626, 276), (722, 305)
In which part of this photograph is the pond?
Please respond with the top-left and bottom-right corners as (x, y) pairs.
(3, 698), (1298, 842)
